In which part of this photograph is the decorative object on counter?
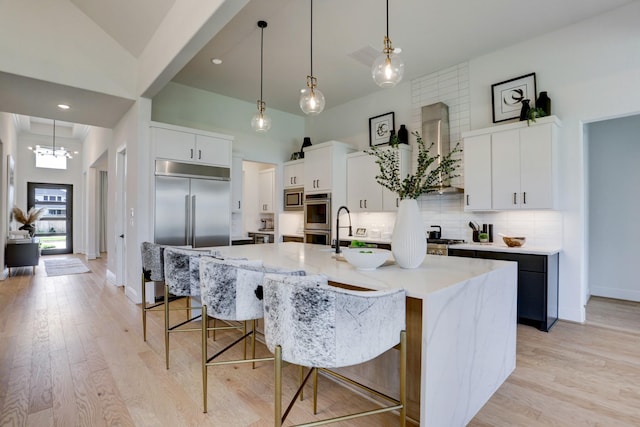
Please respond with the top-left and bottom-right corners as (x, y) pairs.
(12, 205), (45, 237)
(392, 199), (426, 268)
(491, 72), (537, 123)
(250, 21), (271, 132)
(369, 111), (395, 147)
(367, 131), (461, 268)
(525, 106), (547, 126)
(478, 233), (489, 243)
(355, 227), (367, 237)
(299, 0), (325, 115)
(428, 225), (441, 239)
(535, 91), (551, 116)
(289, 152), (301, 160)
(387, 128), (396, 144)
(372, 0), (404, 87)
(342, 247), (391, 270)
(397, 124), (409, 144)
(518, 99), (531, 121)
(502, 235), (526, 247)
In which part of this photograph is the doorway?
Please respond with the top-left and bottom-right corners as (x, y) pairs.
(27, 182), (73, 255)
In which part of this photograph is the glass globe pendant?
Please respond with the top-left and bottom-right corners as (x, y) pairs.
(251, 100), (271, 132)
(300, 76), (325, 115)
(372, 36), (404, 87)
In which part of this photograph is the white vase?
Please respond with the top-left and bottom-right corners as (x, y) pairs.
(392, 199), (426, 268)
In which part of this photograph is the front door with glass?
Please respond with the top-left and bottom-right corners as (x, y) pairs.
(27, 182), (73, 255)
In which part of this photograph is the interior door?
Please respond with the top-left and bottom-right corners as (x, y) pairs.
(27, 182), (73, 255)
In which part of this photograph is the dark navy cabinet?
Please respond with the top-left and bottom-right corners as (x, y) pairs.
(448, 248), (559, 332)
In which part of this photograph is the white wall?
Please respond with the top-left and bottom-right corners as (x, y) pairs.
(587, 114), (640, 301)
(0, 112), (19, 278)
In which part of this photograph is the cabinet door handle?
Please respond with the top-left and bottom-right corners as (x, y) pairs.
(513, 192), (517, 205)
(396, 198), (399, 208)
(364, 200), (367, 209)
(523, 192), (527, 204)
(466, 195), (470, 206)
(359, 200), (362, 209)
(190, 148), (194, 159)
(294, 177), (297, 184)
(238, 201), (241, 209)
(198, 149), (202, 160)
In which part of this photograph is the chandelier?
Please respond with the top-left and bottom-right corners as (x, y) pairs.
(28, 120), (76, 159)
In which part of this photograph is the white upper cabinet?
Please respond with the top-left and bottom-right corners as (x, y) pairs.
(152, 125), (232, 167)
(462, 116), (560, 211)
(463, 133), (493, 211)
(283, 159), (304, 189)
(303, 141), (354, 195)
(231, 156), (243, 213)
(347, 152), (383, 212)
(347, 145), (411, 212)
(258, 168), (275, 213)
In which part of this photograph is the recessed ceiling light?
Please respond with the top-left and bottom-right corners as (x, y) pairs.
(211, 58), (222, 65)
(57, 104), (70, 110)
(394, 47), (402, 54)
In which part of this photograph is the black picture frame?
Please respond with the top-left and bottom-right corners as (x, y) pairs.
(491, 73), (536, 123)
(369, 112), (395, 146)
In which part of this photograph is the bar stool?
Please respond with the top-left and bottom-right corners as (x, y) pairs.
(199, 256), (306, 413)
(163, 246), (218, 369)
(262, 274), (407, 427)
(140, 242), (180, 341)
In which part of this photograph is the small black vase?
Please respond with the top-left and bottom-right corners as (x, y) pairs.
(536, 91), (551, 116)
(519, 99), (531, 121)
(19, 223), (35, 237)
(397, 124), (409, 144)
(388, 129), (396, 144)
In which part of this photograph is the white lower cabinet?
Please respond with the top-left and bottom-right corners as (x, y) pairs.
(463, 116), (560, 211)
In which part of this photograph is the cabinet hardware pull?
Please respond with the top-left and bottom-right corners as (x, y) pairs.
(238, 201), (241, 209)
(513, 192), (517, 204)
(198, 149), (202, 160)
(523, 192), (527, 204)
(359, 200), (362, 208)
(364, 200), (367, 209)
(396, 198), (399, 208)
(466, 195), (470, 206)
(190, 148), (194, 159)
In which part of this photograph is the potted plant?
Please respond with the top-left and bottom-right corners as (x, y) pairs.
(366, 131), (461, 267)
(12, 206), (46, 237)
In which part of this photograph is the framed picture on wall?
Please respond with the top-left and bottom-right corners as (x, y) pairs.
(491, 73), (536, 123)
(369, 112), (395, 146)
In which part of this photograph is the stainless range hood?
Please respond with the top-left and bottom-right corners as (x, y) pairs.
(421, 102), (463, 194)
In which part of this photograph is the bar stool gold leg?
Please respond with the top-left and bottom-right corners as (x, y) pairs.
(313, 367), (318, 415)
(300, 366), (304, 401)
(141, 273), (147, 341)
(400, 330), (407, 427)
(164, 284), (170, 370)
(251, 319), (257, 369)
(202, 305), (208, 413)
(275, 346), (282, 427)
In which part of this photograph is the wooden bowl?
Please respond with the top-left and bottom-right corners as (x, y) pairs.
(503, 236), (526, 247)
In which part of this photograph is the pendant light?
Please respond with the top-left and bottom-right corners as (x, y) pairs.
(251, 20), (272, 132)
(372, 0), (404, 88)
(299, 0), (325, 115)
(28, 119), (75, 158)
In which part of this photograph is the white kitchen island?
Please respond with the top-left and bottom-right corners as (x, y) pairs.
(215, 242), (517, 426)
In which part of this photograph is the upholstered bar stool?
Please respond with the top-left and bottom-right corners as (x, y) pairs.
(262, 274), (407, 427)
(140, 242), (173, 341)
(163, 246), (218, 369)
(199, 256), (306, 413)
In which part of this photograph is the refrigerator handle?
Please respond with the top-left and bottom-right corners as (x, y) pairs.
(185, 195), (190, 245)
(191, 195), (197, 247)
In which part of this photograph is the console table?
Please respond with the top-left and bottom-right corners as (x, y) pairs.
(6, 240), (40, 276)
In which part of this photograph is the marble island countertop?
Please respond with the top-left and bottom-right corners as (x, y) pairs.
(214, 242), (517, 425)
(450, 242), (561, 255)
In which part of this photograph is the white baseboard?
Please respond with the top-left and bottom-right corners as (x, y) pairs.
(106, 269), (117, 286)
(86, 252), (98, 260)
(590, 286), (640, 302)
(125, 286), (141, 304)
(559, 304), (585, 323)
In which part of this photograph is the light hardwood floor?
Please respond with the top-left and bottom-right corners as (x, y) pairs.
(1, 255), (639, 426)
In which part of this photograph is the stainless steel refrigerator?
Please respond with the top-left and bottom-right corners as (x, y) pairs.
(154, 160), (231, 248)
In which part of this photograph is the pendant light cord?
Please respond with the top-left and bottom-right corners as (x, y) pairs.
(310, 0), (314, 77)
(53, 119), (56, 154)
(386, 0), (389, 39)
(260, 24), (264, 102)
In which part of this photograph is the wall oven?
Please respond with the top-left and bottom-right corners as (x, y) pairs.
(284, 187), (304, 211)
(304, 193), (331, 244)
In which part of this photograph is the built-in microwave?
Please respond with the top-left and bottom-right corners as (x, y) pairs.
(284, 187), (304, 211)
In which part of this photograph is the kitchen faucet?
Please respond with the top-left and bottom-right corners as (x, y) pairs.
(335, 206), (353, 254)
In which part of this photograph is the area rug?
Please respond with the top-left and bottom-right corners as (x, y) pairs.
(44, 258), (91, 277)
